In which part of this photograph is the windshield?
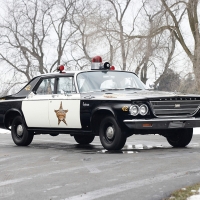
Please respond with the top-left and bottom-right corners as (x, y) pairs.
(76, 71), (146, 93)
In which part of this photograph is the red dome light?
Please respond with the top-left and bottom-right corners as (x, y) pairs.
(57, 65), (65, 73)
(110, 66), (115, 70)
(92, 56), (102, 63)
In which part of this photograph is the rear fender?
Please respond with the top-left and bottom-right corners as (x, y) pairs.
(4, 109), (23, 129)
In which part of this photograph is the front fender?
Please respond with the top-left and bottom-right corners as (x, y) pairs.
(90, 106), (117, 135)
(91, 106), (116, 119)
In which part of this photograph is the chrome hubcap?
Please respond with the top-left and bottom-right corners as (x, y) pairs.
(106, 126), (114, 140)
(16, 125), (23, 136)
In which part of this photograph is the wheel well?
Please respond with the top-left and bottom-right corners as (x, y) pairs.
(5, 111), (21, 129)
(91, 110), (114, 136)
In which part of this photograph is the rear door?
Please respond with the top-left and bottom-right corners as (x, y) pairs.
(22, 78), (55, 128)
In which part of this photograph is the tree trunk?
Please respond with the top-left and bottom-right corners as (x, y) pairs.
(193, 56), (200, 92)
(120, 29), (126, 70)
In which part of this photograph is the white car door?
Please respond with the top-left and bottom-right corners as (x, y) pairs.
(48, 77), (81, 129)
(22, 78), (55, 128)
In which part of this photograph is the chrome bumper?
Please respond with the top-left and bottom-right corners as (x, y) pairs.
(123, 117), (200, 129)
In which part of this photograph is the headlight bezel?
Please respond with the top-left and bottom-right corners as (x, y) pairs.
(139, 104), (148, 116)
(129, 105), (140, 116)
(129, 104), (149, 116)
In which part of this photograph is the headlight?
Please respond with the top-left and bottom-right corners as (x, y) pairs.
(129, 105), (139, 116)
(139, 104), (148, 115)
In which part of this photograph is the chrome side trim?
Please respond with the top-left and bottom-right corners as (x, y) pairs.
(124, 117), (199, 123)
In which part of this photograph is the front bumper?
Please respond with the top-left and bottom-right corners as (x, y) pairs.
(123, 117), (200, 129)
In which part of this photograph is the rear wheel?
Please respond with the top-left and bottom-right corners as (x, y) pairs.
(11, 116), (34, 146)
(74, 135), (95, 144)
(99, 116), (126, 150)
(166, 128), (193, 147)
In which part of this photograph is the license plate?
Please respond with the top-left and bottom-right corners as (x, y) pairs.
(169, 121), (185, 128)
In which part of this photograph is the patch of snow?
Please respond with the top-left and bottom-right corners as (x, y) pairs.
(187, 188), (200, 200)
(0, 129), (10, 134)
(187, 195), (200, 200)
(194, 128), (200, 135)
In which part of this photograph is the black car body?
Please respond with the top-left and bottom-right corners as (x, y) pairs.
(0, 64), (200, 150)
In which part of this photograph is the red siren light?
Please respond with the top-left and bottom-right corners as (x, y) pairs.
(91, 56), (103, 70)
(110, 66), (115, 70)
(57, 65), (65, 73)
(92, 56), (102, 63)
(91, 56), (113, 70)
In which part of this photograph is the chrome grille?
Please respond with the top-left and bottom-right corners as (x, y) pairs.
(150, 98), (200, 117)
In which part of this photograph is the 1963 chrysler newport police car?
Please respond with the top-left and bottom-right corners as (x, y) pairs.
(0, 56), (200, 150)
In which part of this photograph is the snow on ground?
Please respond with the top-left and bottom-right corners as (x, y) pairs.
(188, 195), (200, 200)
(0, 128), (200, 134)
(0, 128), (10, 134)
(191, 128), (200, 134)
(187, 189), (200, 200)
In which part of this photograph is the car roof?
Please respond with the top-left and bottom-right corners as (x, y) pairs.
(35, 71), (81, 78)
(35, 70), (137, 79)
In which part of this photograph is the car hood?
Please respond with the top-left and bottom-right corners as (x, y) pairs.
(123, 90), (196, 99)
(82, 90), (200, 101)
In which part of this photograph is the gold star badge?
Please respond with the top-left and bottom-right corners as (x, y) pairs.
(54, 101), (68, 125)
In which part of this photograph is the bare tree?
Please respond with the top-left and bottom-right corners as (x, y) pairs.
(70, 1), (92, 69)
(101, 0), (135, 70)
(64, 0), (107, 70)
(159, 0), (200, 90)
(0, 70), (27, 96)
(0, 0), (53, 80)
(154, 31), (176, 88)
(0, 0), (77, 82)
(134, 5), (161, 83)
(128, 1), (176, 85)
(48, 0), (78, 72)
(0, 0), (195, 95)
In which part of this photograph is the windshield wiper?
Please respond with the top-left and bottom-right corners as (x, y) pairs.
(124, 87), (142, 90)
(101, 88), (124, 92)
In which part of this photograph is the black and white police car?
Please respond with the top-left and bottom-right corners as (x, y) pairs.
(0, 56), (200, 150)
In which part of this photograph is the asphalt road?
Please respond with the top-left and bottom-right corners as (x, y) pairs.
(0, 132), (200, 200)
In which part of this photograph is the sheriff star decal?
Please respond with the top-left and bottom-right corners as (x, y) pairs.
(54, 101), (68, 125)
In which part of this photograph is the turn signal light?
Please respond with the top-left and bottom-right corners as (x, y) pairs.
(143, 123), (152, 127)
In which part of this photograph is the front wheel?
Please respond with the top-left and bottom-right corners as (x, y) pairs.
(74, 135), (95, 144)
(166, 128), (193, 147)
(99, 116), (126, 150)
(11, 116), (34, 146)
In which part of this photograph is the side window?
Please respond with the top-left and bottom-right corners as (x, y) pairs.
(57, 77), (76, 94)
(36, 78), (55, 94)
(14, 77), (40, 97)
